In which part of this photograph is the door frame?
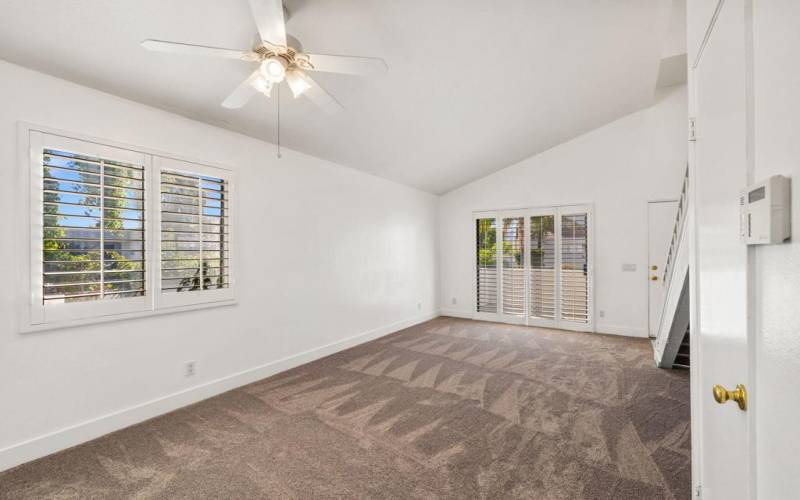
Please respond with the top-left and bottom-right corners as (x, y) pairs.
(472, 203), (595, 333)
(646, 198), (679, 338)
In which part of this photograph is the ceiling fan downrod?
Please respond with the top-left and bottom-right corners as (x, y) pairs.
(276, 83), (282, 159)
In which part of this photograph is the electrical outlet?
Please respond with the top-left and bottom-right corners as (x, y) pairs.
(451, 297), (457, 305)
(599, 310), (605, 318)
(185, 361), (196, 377)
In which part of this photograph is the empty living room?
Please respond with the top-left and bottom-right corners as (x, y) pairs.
(1, 1), (798, 499)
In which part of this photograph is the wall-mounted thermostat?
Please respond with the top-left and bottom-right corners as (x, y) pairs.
(740, 175), (791, 245)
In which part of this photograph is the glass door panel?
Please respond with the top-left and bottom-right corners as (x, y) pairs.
(475, 216), (498, 314)
(560, 212), (589, 324)
(473, 206), (592, 332)
(501, 216), (525, 317)
(529, 214), (556, 322)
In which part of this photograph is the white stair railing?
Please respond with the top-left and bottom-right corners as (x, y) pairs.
(662, 166), (689, 287)
(653, 165), (691, 368)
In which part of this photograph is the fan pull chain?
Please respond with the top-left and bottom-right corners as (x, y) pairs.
(276, 84), (282, 159)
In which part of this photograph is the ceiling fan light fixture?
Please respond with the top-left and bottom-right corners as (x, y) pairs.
(286, 70), (312, 98)
(261, 57), (287, 82)
(141, 0), (386, 113)
(251, 75), (273, 96)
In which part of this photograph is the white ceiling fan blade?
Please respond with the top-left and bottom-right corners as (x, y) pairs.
(305, 54), (388, 76)
(141, 39), (257, 61)
(248, 0), (287, 47)
(300, 73), (344, 114)
(221, 70), (265, 109)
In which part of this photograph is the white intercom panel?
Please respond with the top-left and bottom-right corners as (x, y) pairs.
(740, 175), (791, 245)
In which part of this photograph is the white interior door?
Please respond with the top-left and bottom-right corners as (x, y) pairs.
(691, 0), (752, 497)
(647, 200), (678, 337)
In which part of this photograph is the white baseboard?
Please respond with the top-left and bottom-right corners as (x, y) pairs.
(0, 310), (440, 473)
(439, 308), (473, 319)
(440, 310), (647, 339)
(594, 323), (648, 338)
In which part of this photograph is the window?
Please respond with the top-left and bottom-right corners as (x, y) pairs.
(42, 147), (146, 304)
(473, 206), (592, 332)
(25, 128), (235, 330)
(156, 157), (234, 308)
(160, 170), (229, 293)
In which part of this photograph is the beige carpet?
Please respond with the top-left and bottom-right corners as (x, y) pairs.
(0, 317), (690, 499)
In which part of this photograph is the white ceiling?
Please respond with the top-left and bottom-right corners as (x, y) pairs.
(0, 0), (675, 193)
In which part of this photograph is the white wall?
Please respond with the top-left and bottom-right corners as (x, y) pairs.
(439, 84), (687, 337)
(0, 60), (439, 471)
(752, 1), (800, 497)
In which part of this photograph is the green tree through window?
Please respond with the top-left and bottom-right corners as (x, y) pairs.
(42, 149), (145, 303)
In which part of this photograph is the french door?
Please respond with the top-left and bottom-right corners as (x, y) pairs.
(474, 205), (593, 331)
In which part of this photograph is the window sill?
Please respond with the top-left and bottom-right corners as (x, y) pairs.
(19, 299), (238, 334)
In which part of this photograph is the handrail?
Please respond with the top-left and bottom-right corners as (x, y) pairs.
(652, 162), (690, 353)
(662, 164), (690, 287)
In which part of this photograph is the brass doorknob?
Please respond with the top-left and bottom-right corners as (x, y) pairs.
(713, 384), (747, 411)
(651, 265), (658, 270)
(650, 276), (658, 281)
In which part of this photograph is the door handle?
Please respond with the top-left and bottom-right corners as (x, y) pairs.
(713, 384), (748, 411)
(651, 265), (658, 270)
(650, 276), (658, 281)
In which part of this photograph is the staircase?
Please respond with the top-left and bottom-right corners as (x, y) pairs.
(673, 328), (690, 369)
(653, 166), (691, 369)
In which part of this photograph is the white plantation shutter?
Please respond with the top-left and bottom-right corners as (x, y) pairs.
(529, 214), (556, 320)
(160, 168), (230, 295)
(476, 217), (498, 313)
(42, 147), (146, 304)
(30, 132), (150, 326)
(560, 213), (589, 323)
(26, 130), (237, 330)
(472, 205), (592, 332)
(501, 216), (525, 316)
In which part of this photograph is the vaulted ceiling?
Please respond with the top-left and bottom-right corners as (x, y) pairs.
(0, 0), (678, 193)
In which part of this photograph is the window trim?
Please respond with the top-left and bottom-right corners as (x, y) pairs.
(30, 131), (151, 325)
(18, 122), (238, 333)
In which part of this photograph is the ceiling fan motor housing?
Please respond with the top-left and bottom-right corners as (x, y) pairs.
(255, 42), (313, 73)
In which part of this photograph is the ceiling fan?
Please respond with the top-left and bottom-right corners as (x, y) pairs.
(141, 0), (388, 114)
